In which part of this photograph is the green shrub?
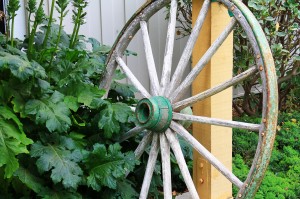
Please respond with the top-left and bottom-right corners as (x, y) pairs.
(233, 0), (300, 114)
(0, 0), (143, 198)
(233, 113), (300, 198)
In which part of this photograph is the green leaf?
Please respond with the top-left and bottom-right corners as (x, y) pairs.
(116, 180), (139, 199)
(30, 141), (83, 189)
(0, 107), (33, 178)
(0, 51), (46, 80)
(112, 103), (132, 123)
(0, 51), (33, 80)
(124, 49), (137, 56)
(84, 143), (136, 191)
(88, 37), (101, 52)
(0, 106), (24, 133)
(98, 102), (133, 138)
(276, 31), (286, 37)
(25, 91), (71, 133)
(60, 82), (105, 108)
(98, 105), (120, 138)
(94, 45), (111, 54)
(14, 166), (48, 194)
(64, 96), (79, 112)
(101, 180), (139, 199)
(265, 16), (274, 21)
(77, 86), (105, 107)
(38, 78), (51, 91)
(110, 81), (137, 98)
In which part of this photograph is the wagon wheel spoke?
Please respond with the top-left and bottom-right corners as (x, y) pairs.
(173, 66), (257, 110)
(173, 112), (261, 132)
(160, 0), (177, 93)
(165, 130), (200, 199)
(125, 132), (153, 177)
(134, 132), (153, 160)
(160, 132), (172, 198)
(116, 57), (151, 98)
(169, 18), (237, 102)
(170, 121), (243, 188)
(120, 126), (145, 142)
(140, 21), (160, 96)
(139, 134), (160, 199)
(167, 0), (211, 96)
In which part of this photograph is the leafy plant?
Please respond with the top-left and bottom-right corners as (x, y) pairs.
(233, 0), (300, 115)
(0, 0), (143, 197)
(6, 0), (20, 46)
(233, 113), (300, 198)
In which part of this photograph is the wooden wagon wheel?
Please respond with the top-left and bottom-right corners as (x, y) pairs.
(100, 0), (278, 198)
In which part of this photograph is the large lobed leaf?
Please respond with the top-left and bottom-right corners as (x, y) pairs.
(25, 91), (71, 133)
(0, 51), (46, 80)
(0, 106), (33, 178)
(98, 102), (134, 138)
(84, 143), (136, 191)
(14, 166), (48, 194)
(60, 82), (105, 108)
(30, 139), (83, 189)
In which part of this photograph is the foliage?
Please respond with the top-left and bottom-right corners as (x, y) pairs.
(233, 0), (300, 115)
(6, 0), (20, 46)
(0, 0), (145, 198)
(233, 112), (300, 198)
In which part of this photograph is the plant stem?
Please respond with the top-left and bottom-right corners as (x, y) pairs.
(27, 12), (32, 36)
(69, 8), (82, 48)
(28, 0), (44, 60)
(72, 15), (82, 48)
(10, 15), (15, 46)
(49, 9), (64, 68)
(6, 18), (10, 45)
(42, 0), (55, 48)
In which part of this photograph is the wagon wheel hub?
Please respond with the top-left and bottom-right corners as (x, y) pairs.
(136, 96), (173, 132)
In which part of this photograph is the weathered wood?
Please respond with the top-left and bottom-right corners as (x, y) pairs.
(120, 126), (145, 142)
(116, 57), (151, 98)
(170, 122), (243, 188)
(165, 130), (200, 199)
(173, 66), (257, 110)
(160, 132), (172, 199)
(125, 132), (152, 177)
(100, 0), (169, 95)
(160, 0), (177, 94)
(170, 18), (237, 102)
(134, 132), (153, 160)
(166, 0), (211, 97)
(173, 112), (261, 132)
(139, 134), (159, 199)
(140, 21), (160, 96)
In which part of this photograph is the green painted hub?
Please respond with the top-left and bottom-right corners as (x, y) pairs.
(135, 96), (172, 132)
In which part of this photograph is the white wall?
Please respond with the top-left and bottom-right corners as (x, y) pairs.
(13, 0), (26, 39)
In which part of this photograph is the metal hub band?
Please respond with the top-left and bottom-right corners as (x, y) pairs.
(135, 96), (172, 132)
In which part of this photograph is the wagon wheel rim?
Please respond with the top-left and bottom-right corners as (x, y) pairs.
(100, 0), (278, 198)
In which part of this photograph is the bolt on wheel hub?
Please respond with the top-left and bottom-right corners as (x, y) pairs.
(135, 96), (172, 132)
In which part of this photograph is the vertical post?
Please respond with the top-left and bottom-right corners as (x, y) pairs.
(192, 1), (233, 199)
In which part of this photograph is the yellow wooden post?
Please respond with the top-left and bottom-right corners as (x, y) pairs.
(192, 1), (233, 198)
